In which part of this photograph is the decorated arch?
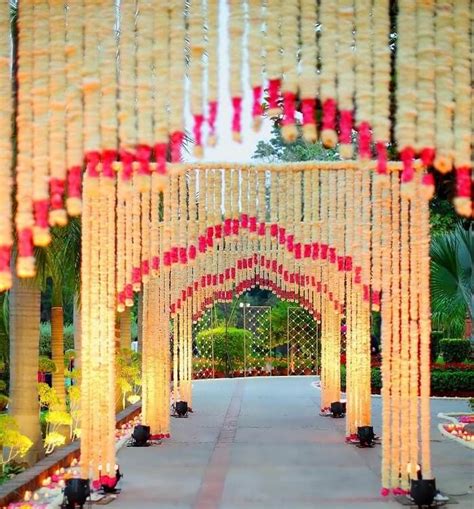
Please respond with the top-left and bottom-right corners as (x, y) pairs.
(0, 0), (471, 498)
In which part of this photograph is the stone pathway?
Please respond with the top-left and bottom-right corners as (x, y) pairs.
(114, 377), (473, 509)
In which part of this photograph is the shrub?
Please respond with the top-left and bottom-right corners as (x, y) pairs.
(439, 338), (471, 363)
(39, 323), (75, 357)
(196, 327), (255, 375)
(430, 331), (444, 362)
(430, 369), (474, 393)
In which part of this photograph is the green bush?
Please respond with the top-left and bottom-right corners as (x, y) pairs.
(341, 366), (474, 394)
(40, 323), (75, 357)
(196, 327), (255, 374)
(439, 338), (471, 363)
(430, 331), (444, 362)
(431, 369), (474, 393)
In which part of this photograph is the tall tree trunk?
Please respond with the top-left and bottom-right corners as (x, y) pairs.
(9, 275), (43, 465)
(137, 293), (143, 353)
(73, 294), (81, 370)
(119, 307), (131, 350)
(51, 286), (66, 409)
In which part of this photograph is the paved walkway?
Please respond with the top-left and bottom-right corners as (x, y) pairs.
(114, 377), (473, 509)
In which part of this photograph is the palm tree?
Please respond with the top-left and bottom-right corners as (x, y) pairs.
(8, 274), (43, 465)
(36, 219), (81, 409)
(430, 223), (473, 342)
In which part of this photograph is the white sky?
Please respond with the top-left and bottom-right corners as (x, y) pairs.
(183, 0), (273, 164)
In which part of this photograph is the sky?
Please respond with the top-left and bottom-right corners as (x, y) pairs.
(183, 0), (273, 164)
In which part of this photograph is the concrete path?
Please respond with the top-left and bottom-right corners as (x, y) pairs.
(114, 377), (473, 509)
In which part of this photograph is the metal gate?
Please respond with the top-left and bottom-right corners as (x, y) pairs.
(192, 309), (215, 379)
(287, 307), (319, 375)
(242, 305), (272, 376)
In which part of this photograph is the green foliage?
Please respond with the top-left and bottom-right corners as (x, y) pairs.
(430, 331), (444, 362)
(341, 366), (474, 394)
(253, 125), (340, 163)
(196, 327), (254, 374)
(430, 369), (474, 393)
(0, 394), (9, 410)
(39, 322), (75, 357)
(38, 382), (60, 409)
(38, 356), (57, 374)
(439, 339), (471, 363)
(429, 198), (459, 237)
(430, 224), (472, 338)
(0, 415), (33, 472)
(116, 348), (142, 410)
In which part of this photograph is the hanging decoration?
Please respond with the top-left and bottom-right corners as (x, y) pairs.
(0, 2), (12, 290)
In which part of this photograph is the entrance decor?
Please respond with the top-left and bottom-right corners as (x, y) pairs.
(0, 0), (469, 498)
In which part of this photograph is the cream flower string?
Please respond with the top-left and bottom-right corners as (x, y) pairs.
(65, 0), (84, 217)
(0, 2), (12, 289)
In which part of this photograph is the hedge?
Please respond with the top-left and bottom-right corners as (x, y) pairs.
(341, 366), (474, 394)
(439, 339), (471, 363)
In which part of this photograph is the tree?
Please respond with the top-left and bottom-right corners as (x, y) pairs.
(430, 223), (473, 341)
(253, 125), (340, 163)
(36, 219), (81, 409)
(8, 274), (42, 465)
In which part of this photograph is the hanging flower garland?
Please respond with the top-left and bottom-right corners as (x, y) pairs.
(354, 0), (373, 161)
(169, 0), (186, 161)
(336, 0), (355, 159)
(0, 2), (12, 290)
(319, 0), (337, 148)
(32, 0), (51, 247)
(48, 0), (67, 227)
(433, 0), (454, 175)
(396, 0), (417, 196)
(65, 0), (84, 217)
(229, 0), (244, 142)
(206, 0), (219, 146)
(380, 176), (392, 496)
(15, 1), (36, 278)
(248, 0), (264, 131)
(264, 0), (282, 118)
(372, 0), (390, 180)
(189, 0), (206, 157)
(153, 0), (170, 174)
(280, 0), (299, 142)
(299, 0), (317, 142)
(452, 0), (472, 217)
(415, 0), (435, 171)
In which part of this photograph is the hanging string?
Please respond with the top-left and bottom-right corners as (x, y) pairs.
(65, 0), (84, 216)
(452, 0), (472, 217)
(299, 0), (317, 142)
(229, 0), (245, 142)
(32, 0), (51, 247)
(0, 3), (12, 290)
(48, 0), (67, 227)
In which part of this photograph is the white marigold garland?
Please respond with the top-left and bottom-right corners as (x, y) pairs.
(452, 0), (472, 217)
(280, 0), (299, 142)
(433, 0), (454, 175)
(48, 0), (67, 228)
(336, 0), (355, 159)
(32, 0), (51, 247)
(0, 2), (12, 289)
(189, 0), (206, 156)
(299, 0), (317, 142)
(15, 1), (36, 277)
(372, 0), (390, 181)
(65, 0), (84, 217)
(319, 0), (337, 148)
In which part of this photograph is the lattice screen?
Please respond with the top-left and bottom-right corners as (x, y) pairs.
(244, 306), (272, 376)
(287, 307), (319, 376)
(192, 310), (215, 379)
